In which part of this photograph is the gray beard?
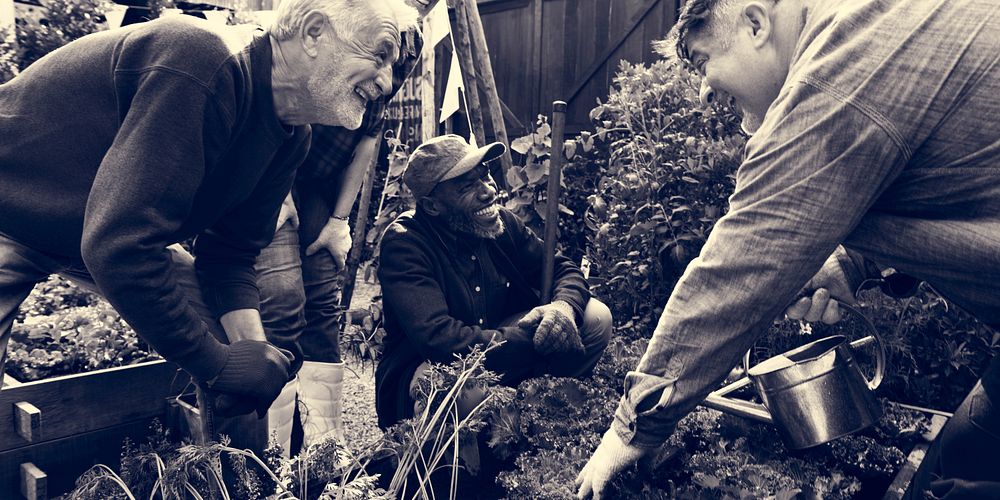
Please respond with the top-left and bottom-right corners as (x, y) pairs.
(447, 212), (506, 240)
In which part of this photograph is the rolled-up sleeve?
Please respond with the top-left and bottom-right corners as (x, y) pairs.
(614, 82), (908, 447)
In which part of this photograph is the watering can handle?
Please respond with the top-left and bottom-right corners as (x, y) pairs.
(840, 303), (886, 390)
(739, 302), (886, 390)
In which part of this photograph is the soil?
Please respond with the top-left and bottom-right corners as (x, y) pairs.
(340, 274), (383, 448)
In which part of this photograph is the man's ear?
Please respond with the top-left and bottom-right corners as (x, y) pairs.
(300, 10), (329, 57)
(742, 2), (772, 49)
(417, 196), (444, 216)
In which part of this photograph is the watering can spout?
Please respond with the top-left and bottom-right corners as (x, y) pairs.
(702, 393), (774, 424)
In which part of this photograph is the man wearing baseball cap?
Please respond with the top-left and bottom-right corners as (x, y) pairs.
(374, 134), (613, 429)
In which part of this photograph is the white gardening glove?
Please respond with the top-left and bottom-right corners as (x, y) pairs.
(275, 192), (299, 233)
(305, 217), (352, 270)
(575, 428), (648, 499)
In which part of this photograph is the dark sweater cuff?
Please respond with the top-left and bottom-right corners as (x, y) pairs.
(174, 334), (230, 382)
(210, 283), (261, 317)
(207, 341), (265, 389)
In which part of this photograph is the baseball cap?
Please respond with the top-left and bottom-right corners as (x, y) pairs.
(403, 134), (507, 199)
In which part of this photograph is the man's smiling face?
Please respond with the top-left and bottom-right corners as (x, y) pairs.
(683, 0), (788, 135)
(430, 163), (505, 239)
(308, 10), (400, 128)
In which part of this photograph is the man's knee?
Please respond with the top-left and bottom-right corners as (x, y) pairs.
(580, 298), (613, 349)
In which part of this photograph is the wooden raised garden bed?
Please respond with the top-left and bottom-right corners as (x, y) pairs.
(0, 360), (186, 499)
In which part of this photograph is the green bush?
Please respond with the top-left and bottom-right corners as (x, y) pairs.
(506, 58), (746, 328)
(11, 0), (112, 72)
(579, 58), (745, 328)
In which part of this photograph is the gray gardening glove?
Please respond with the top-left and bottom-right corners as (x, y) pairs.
(518, 300), (584, 355)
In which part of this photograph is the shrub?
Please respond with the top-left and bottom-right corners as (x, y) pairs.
(12, 0), (112, 71)
(505, 58), (746, 329)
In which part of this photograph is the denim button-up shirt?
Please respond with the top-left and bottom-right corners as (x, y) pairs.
(615, 0), (1000, 447)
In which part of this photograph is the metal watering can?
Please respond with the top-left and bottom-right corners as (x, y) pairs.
(702, 304), (885, 449)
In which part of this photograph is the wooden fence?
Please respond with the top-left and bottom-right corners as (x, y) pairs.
(472, 0), (682, 136)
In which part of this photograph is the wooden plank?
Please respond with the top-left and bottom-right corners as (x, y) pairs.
(449, 0), (486, 146)
(20, 462), (46, 500)
(14, 401), (41, 442)
(561, 0), (577, 99)
(565, 0), (662, 105)
(463, 0), (513, 184)
(538, 0), (566, 111)
(0, 360), (183, 450)
(477, 0), (530, 14)
(529, 0), (543, 117)
(0, 418), (160, 499)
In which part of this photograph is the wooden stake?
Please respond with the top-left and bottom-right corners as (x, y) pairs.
(447, 0), (485, 146)
(462, 0), (513, 179)
(340, 137), (381, 311)
(420, 44), (436, 142)
(541, 101), (567, 303)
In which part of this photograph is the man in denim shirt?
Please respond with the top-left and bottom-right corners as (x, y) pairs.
(576, 0), (1000, 498)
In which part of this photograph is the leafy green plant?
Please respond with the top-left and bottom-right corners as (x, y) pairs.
(379, 342), (515, 500)
(12, 0), (112, 70)
(366, 132), (415, 263)
(505, 57), (745, 328)
(341, 297), (387, 369)
(0, 27), (18, 83)
(8, 296), (159, 381)
(578, 58), (745, 329)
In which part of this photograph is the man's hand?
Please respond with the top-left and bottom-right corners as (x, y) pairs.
(305, 217), (352, 269)
(785, 249), (859, 325)
(275, 192), (298, 233)
(208, 340), (293, 418)
(517, 300), (583, 355)
(575, 428), (648, 499)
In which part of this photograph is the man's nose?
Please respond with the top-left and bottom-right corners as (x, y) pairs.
(478, 179), (497, 199)
(699, 80), (716, 106)
(376, 65), (392, 97)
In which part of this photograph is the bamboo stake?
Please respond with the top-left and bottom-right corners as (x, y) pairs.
(462, 0), (513, 180)
(419, 41), (436, 142)
(541, 101), (567, 303)
(447, 0), (485, 146)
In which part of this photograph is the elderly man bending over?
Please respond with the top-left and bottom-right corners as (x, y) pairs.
(374, 134), (613, 429)
(0, 0), (413, 453)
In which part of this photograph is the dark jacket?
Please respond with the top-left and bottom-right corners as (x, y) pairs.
(0, 17), (309, 381)
(375, 207), (589, 428)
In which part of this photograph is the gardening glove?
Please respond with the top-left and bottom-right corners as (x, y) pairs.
(207, 340), (293, 418)
(518, 300), (583, 355)
(274, 191), (298, 233)
(575, 428), (648, 499)
(305, 216), (351, 270)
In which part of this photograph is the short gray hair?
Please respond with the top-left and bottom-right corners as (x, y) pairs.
(270, 0), (419, 43)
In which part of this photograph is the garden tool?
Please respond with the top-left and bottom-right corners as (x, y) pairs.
(298, 360), (345, 448)
(267, 376), (299, 458)
(541, 100), (567, 303)
(701, 303), (886, 449)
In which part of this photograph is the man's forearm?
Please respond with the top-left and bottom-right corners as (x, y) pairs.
(332, 136), (378, 219)
(220, 308), (268, 343)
